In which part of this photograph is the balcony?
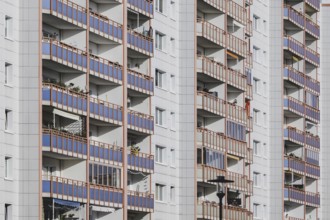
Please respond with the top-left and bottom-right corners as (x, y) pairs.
(227, 137), (247, 158)
(42, 38), (87, 72)
(42, 0), (87, 28)
(127, 69), (154, 96)
(283, 96), (305, 118)
(197, 55), (226, 82)
(246, 84), (253, 100)
(245, 0), (253, 6)
(89, 184), (123, 208)
(246, 148), (253, 164)
(197, 91), (226, 117)
(42, 128), (87, 159)
(283, 66), (305, 88)
(227, 34), (247, 58)
(201, 0), (226, 13)
(305, 132), (320, 150)
(284, 187), (305, 205)
(284, 127), (305, 146)
(197, 202), (252, 220)
(90, 54), (123, 84)
(245, 53), (253, 69)
(305, 104), (320, 123)
(127, 191), (154, 213)
(305, 75), (320, 95)
(283, 36), (305, 58)
(283, 5), (304, 29)
(127, 0), (154, 18)
(246, 180), (253, 196)
(305, 18), (320, 39)
(246, 116), (253, 132)
(127, 29), (154, 57)
(306, 191), (320, 207)
(227, 104), (246, 125)
(42, 176), (87, 203)
(196, 19), (226, 48)
(228, 0), (247, 25)
(306, 163), (320, 179)
(127, 151), (154, 174)
(245, 20), (252, 37)
(90, 97), (123, 125)
(127, 109), (154, 135)
(227, 171), (248, 192)
(89, 140), (123, 165)
(89, 11), (123, 43)
(305, 46), (320, 66)
(196, 128), (226, 152)
(284, 156), (305, 175)
(42, 83), (88, 115)
(306, 0), (320, 11)
(197, 164), (226, 183)
(227, 68), (247, 91)
(305, 148), (319, 166)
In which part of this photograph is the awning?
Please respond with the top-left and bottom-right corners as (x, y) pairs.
(91, 205), (115, 213)
(54, 199), (80, 208)
(227, 51), (239, 59)
(53, 108), (80, 121)
(227, 154), (239, 161)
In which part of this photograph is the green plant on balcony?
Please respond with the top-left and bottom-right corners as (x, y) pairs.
(130, 145), (140, 156)
(71, 86), (81, 93)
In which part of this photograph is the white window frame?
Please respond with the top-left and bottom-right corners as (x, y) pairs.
(5, 63), (13, 85)
(155, 107), (166, 126)
(155, 145), (166, 164)
(5, 109), (13, 131)
(253, 172), (260, 187)
(5, 156), (12, 179)
(155, 69), (166, 89)
(170, 112), (175, 130)
(170, 148), (175, 166)
(253, 109), (259, 124)
(155, 183), (166, 201)
(5, 16), (13, 39)
(5, 204), (12, 220)
(155, 0), (165, 13)
(170, 74), (175, 93)
(170, 186), (175, 203)
(253, 140), (260, 156)
(253, 15), (260, 31)
(253, 78), (260, 94)
(155, 31), (166, 51)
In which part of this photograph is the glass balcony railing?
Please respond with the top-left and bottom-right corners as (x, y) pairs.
(283, 96), (305, 117)
(202, 0), (226, 13)
(89, 11), (123, 42)
(89, 97), (123, 125)
(42, 128), (87, 158)
(306, 0), (320, 11)
(127, 152), (154, 173)
(306, 163), (320, 179)
(283, 36), (305, 58)
(283, 6), (304, 29)
(197, 55), (226, 82)
(42, 176), (88, 203)
(306, 18), (320, 38)
(227, 68), (247, 91)
(90, 54), (123, 84)
(127, 29), (154, 56)
(196, 128), (226, 152)
(89, 140), (123, 164)
(89, 184), (123, 207)
(127, 69), (154, 95)
(42, 38), (87, 72)
(227, 33), (247, 58)
(127, 109), (154, 134)
(127, 191), (154, 212)
(284, 156), (305, 174)
(228, 0), (247, 25)
(42, 83), (88, 115)
(196, 19), (226, 48)
(306, 191), (320, 207)
(284, 187), (305, 204)
(127, 0), (154, 18)
(197, 91), (226, 117)
(284, 127), (305, 146)
(283, 66), (305, 87)
(42, 0), (87, 27)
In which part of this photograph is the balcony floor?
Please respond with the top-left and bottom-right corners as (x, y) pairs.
(43, 13), (85, 30)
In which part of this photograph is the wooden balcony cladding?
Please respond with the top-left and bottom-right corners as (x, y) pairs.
(89, 97), (123, 125)
(197, 55), (226, 82)
(42, 0), (87, 28)
(42, 128), (87, 159)
(127, 0), (154, 18)
(127, 191), (154, 213)
(196, 18), (226, 48)
(197, 128), (226, 152)
(127, 109), (154, 134)
(197, 91), (226, 117)
(42, 175), (88, 203)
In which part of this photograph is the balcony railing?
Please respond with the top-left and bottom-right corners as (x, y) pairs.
(306, 191), (320, 207)
(247, 180), (253, 196)
(197, 164), (226, 183)
(228, 0), (247, 25)
(227, 171), (248, 192)
(42, 83), (88, 115)
(196, 19), (226, 48)
(89, 184), (123, 208)
(246, 84), (253, 100)
(306, 0), (320, 11)
(127, 191), (154, 212)
(127, 29), (154, 57)
(284, 127), (305, 146)
(197, 128), (226, 152)
(227, 104), (246, 125)
(245, 53), (253, 69)
(42, 0), (87, 28)
(246, 148), (253, 164)
(305, 46), (320, 66)
(197, 91), (226, 117)
(227, 34), (247, 58)
(42, 176), (87, 203)
(227, 138), (247, 158)
(127, 69), (154, 96)
(288, 217), (305, 220)
(283, 66), (305, 87)
(42, 38), (87, 72)
(89, 140), (123, 165)
(128, 152), (154, 173)
(305, 148), (319, 166)
(90, 97), (123, 125)
(305, 104), (320, 123)
(197, 55), (226, 82)
(197, 202), (252, 220)
(283, 36), (305, 58)
(245, 20), (252, 36)
(42, 129), (87, 159)
(283, 96), (305, 117)
(90, 54), (123, 84)
(127, 0), (154, 18)
(284, 156), (305, 175)
(305, 132), (320, 150)
(305, 75), (320, 95)
(283, 5), (304, 29)
(127, 109), (154, 134)
(227, 68), (247, 91)
(245, 0), (253, 6)
(306, 163), (320, 179)
(284, 187), (305, 204)
(202, 0), (226, 13)
(305, 17), (320, 38)
(246, 116), (253, 132)
(89, 11), (123, 42)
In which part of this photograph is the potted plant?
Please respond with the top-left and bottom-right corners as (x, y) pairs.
(130, 145), (140, 156)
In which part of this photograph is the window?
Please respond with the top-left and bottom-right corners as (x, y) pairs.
(5, 204), (12, 220)
(253, 203), (261, 219)
(156, 107), (166, 126)
(263, 82), (267, 96)
(155, 183), (166, 201)
(155, 69), (166, 88)
(263, 51), (267, 65)
(253, 15), (260, 31)
(5, 16), (13, 39)
(5, 157), (12, 179)
(253, 78), (260, 94)
(155, 0), (165, 13)
(88, 163), (121, 188)
(263, 20), (267, 33)
(253, 172), (260, 187)
(156, 32), (166, 51)
(170, 112), (175, 130)
(170, 0), (176, 19)
(263, 174), (267, 188)
(263, 112), (267, 126)
(5, 109), (13, 131)
(263, 143), (267, 157)
(155, 145), (166, 163)
(5, 63), (12, 85)
(253, 46), (261, 63)
(170, 148), (175, 165)
(253, 140), (260, 156)
(170, 37), (176, 55)
(253, 109), (259, 124)
(170, 74), (175, 92)
(170, 186), (175, 202)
